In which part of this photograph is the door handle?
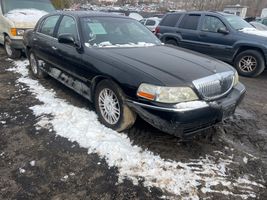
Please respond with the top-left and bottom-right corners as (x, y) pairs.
(52, 46), (57, 50)
(199, 33), (207, 37)
(33, 37), (37, 41)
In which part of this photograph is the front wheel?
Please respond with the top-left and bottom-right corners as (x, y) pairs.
(94, 80), (136, 132)
(234, 50), (265, 77)
(4, 36), (21, 59)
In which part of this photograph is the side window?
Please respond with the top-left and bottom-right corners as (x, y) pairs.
(39, 15), (60, 37)
(263, 19), (267, 26)
(57, 16), (79, 41)
(160, 14), (182, 27)
(202, 16), (227, 32)
(145, 20), (156, 26)
(179, 14), (201, 30)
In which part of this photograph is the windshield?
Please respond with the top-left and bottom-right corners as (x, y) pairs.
(2, 0), (55, 14)
(81, 17), (162, 48)
(224, 15), (254, 30)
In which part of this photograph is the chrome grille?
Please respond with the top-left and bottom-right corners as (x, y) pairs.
(192, 71), (234, 100)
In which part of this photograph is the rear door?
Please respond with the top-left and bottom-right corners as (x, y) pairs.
(158, 13), (182, 39)
(34, 15), (60, 64)
(51, 15), (83, 80)
(177, 13), (203, 52)
(198, 15), (236, 61)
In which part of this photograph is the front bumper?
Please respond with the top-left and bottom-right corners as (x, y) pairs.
(10, 39), (24, 50)
(127, 83), (246, 138)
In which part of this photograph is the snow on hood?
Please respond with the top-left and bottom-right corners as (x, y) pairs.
(239, 27), (267, 37)
(5, 9), (48, 27)
(7, 59), (266, 199)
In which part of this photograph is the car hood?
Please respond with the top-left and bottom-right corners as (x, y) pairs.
(238, 27), (267, 38)
(96, 45), (233, 86)
(4, 9), (48, 28)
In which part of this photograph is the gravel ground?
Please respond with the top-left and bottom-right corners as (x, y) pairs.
(0, 46), (267, 200)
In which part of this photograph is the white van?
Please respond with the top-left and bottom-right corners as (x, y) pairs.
(0, 0), (55, 58)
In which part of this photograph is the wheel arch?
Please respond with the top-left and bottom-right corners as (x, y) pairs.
(233, 46), (266, 64)
(161, 33), (181, 44)
(90, 75), (124, 103)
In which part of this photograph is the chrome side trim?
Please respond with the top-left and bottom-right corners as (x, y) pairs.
(127, 100), (209, 112)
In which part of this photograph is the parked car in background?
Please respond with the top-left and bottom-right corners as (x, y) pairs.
(0, 0), (55, 58)
(152, 14), (164, 18)
(140, 17), (161, 32)
(23, 11), (245, 138)
(256, 17), (267, 26)
(156, 11), (267, 77)
(250, 21), (267, 31)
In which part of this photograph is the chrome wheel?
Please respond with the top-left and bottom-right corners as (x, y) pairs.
(98, 88), (120, 125)
(30, 53), (38, 75)
(239, 56), (257, 73)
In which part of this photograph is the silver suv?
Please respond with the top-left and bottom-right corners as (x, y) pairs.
(0, 0), (54, 58)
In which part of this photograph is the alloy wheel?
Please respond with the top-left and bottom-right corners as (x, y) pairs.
(239, 56), (257, 73)
(98, 88), (121, 125)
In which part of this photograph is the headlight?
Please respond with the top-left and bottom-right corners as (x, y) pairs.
(17, 29), (25, 36)
(10, 28), (25, 36)
(137, 83), (199, 103)
(233, 71), (239, 86)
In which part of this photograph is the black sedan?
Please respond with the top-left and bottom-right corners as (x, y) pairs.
(23, 11), (245, 137)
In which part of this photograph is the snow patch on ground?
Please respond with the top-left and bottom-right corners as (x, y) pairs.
(8, 60), (265, 199)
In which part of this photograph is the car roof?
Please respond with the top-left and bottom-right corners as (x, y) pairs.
(166, 11), (233, 16)
(51, 10), (131, 19)
(144, 17), (161, 20)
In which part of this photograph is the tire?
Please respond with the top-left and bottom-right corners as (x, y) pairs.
(234, 50), (265, 77)
(94, 80), (136, 132)
(29, 51), (46, 79)
(4, 36), (21, 59)
(165, 39), (178, 46)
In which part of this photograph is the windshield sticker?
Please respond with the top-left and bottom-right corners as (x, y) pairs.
(88, 23), (107, 35)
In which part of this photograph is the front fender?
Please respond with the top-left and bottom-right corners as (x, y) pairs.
(232, 41), (267, 61)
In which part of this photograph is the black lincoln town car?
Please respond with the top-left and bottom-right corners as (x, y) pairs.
(23, 11), (246, 137)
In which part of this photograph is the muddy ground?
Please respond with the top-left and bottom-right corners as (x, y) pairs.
(0, 45), (267, 200)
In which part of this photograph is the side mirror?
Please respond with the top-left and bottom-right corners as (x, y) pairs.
(217, 28), (229, 34)
(58, 34), (75, 45)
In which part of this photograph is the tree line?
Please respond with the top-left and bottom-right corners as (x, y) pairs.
(51, 0), (267, 16)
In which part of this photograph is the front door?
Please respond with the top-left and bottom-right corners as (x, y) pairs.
(197, 15), (236, 62)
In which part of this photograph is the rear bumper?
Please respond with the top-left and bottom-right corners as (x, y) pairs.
(127, 83), (246, 138)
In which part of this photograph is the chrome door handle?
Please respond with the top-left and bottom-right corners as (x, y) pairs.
(52, 46), (57, 50)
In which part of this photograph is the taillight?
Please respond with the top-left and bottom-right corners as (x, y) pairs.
(155, 26), (160, 35)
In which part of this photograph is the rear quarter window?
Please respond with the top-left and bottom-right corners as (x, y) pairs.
(179, 14), (201, 30)
(160, 14), (182, 27)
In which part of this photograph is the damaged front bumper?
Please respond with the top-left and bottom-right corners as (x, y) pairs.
(127, 83), (246, 138)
